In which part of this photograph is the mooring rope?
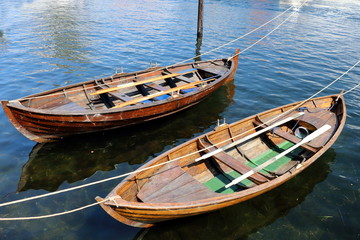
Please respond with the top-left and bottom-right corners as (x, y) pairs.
(344, 81), (360, 95)
(181, 1), (304, 63)
(343, 60), (360, 95)
(230, 0), (309, 58)
(0, 58), (358, 221)
(17, 2), (302, 102)
(0, 199), (108, 221)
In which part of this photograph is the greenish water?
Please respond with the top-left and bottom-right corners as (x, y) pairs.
(0, 0), (359, 239)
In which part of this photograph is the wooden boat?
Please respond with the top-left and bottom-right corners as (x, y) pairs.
(133, 152), (334, 237)
(96, 93), (346, 228)
(1, 50), (239, 143)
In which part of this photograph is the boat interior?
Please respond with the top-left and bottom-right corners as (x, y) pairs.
(116, 103), (339, 204)
(19, 60), (231, 112)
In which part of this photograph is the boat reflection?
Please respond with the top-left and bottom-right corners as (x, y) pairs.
(17, 82), (235, 192)
(135, 149), (336, 240)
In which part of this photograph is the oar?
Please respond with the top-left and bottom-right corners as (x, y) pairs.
(225, 124), (331, 188)
(91, 69), (197, 95)
(111, 77), (216, 109)
(195, 112), (305, 162)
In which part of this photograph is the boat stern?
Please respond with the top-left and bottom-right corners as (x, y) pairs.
(95, 196), (154, 228)
(1, 100), (46, 142)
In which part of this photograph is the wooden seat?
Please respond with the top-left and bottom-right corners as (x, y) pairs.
(255, 108), (338, 151)
(197, 137), (269, 184)
(297, 109), (338, 148)
(94, 79), (133, 102)
(197, 65), (227, 76)
(253, 120), (318, 153)
(164, 68), (197, 84)
(137, 161), (218, 203)
(143, 82), (173, 101)
(144, 82), (167, 91)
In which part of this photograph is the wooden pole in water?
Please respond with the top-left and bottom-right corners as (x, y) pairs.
(197, 0), (204, 39)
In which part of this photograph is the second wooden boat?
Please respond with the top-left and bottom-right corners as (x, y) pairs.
(1, 50), (239, 142)
(96, 93), (346, 228)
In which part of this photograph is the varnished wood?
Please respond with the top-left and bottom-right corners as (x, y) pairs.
(97, 93), (346, 228)
(112, 78), (215, 108)
(91, 69), (197, 95)
(253, 119), (319, 153)
(1, 50), (240, 142)
(197, 137), (269, 184)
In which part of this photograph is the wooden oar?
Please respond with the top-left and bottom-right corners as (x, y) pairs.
(195, 112), (304, 162)
(111, 77), (216, 109)
(225, 124), (331, 188)
(91, 69), (197, 95)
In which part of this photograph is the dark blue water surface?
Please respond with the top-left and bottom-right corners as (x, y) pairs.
(0, 0), (359, 239)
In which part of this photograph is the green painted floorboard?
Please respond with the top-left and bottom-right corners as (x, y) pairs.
(203, 141), (302, 194)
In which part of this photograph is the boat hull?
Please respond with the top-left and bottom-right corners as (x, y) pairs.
(1, 84), (221, 142)
(98, 94), (346, 227)
(96, 173), (294, 227)
(2, 51), (239, 142)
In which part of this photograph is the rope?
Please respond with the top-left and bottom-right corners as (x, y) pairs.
(17, 2), (302, 102)
(186, 2), (301, 62)
(343, 60), (360, 95)
(0, 154), (188, 208)
(230, 0), (309, 58)
(344, 82), (360, 95)
(0, 199), (108, 221)
(2, 0), (359, 221)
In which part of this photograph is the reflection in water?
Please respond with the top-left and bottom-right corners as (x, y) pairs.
(195, 35), (202, 62)
(0, 29), (7, 53)
(24, 0), (91, 75)
(135, 149), (336, 240)
(18, 82), (235, 192)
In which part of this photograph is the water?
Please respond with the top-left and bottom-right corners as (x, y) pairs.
(0, 0), (359, 239)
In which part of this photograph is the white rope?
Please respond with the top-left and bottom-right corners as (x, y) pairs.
(180, 2), (301, 63)
(239, 3), (303, 54)
(308, 59), (360, 98)
(0, 154), (188, 208)
(232, 0), (309, 57)
(343, 60), (360, 95)
(0, 199), (108, 221)
(344, 82), (360, 95)
(17, 2), (302, 102)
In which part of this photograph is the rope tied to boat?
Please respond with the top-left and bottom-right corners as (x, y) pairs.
(108, 195), (122, 207)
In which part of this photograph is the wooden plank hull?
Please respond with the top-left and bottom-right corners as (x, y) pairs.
(97, 93), (346, 228)
(1, 50), (239, 142)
